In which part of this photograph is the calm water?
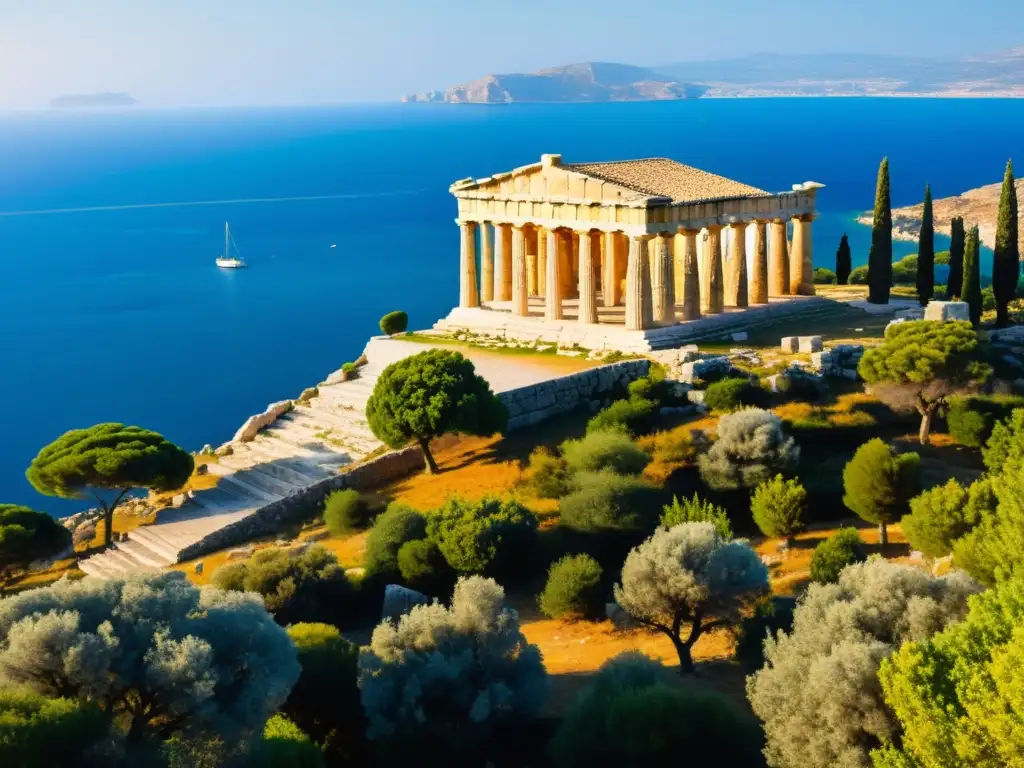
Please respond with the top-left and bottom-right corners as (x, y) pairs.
(1, 99), (1021, 512)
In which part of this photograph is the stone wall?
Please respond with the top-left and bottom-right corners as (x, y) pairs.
(500, 359), (649, 430)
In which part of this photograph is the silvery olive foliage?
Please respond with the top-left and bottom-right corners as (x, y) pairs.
(0, 571), (299, 751)
(746, 559), (980, 768)
(358, 576), (547, 761)
(613, 522), (769, 673)
(698, 409), (800, 491)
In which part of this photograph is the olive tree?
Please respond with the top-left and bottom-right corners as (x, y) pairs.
(698, 409), (799, 491)
(858, 320), (990, 444)
(365, 349), (508, 473)
(614, 522), (769, 674)
(0, 504), (71, 583)
(873, 573), (1024, 768)
(26, 423), (193, 547)
(0, 571), (299, 753)
(746, 559), (980, 768)
(358, 576), (548, 764)
(843, 438), (920, 547)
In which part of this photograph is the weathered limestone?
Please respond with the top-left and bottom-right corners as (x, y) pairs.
(790, 215), (815, 296)
(558, 230), (574, 297)
(527, 230), (539, 296)
(479, 223), (494, 303)
(578, 230), (598, 324)
(511, 226), (528, 316)
(537, 226), (547, 297)
(750, 220), (769, 305)
(603, 231), (621, 307)
(459, 221), (479, 308)
(625, 235), (654, 330)
(679, 229), (701, 321)
(769, 219), (790, 297)
(703, 226), (724, 315)
(544, 230), (562, 320)
(924, 300), (970, 322)
(495, 223), (511, 301)
(650, 233), (674, 325)
(726, 222), (748, 308)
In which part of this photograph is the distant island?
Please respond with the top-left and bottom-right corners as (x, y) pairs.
(49, 92), (138, 108)
(856, 178), (1024, 251)
(404, 48), (1024, 103)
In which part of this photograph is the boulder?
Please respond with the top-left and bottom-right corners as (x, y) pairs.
(678, 355), (732, 384)
(215, 443), (234, 457)
(924, 301), (970, 322)
(895, 307), (926, 321)
(171, 493), (188, 508)
(227, 546), (254, 561)
(381, 584), (430, 622)
(780, 336), (799, 353)
(297, 386), (319, 402)
(233, 400), (294, 442)
(798, 336), (823, 353)
(194, 561), (204, 576)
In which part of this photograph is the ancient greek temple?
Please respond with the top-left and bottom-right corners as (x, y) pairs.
(439, 153), (824, 350)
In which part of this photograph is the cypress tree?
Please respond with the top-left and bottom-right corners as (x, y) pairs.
(916, 185), (934, 306)
(946, 216), (965, 299)
(867, 158), (892, 304)
(835, 234), (852, 285)
(962, 224), (982, 327)
(992, 159), (1019, 327)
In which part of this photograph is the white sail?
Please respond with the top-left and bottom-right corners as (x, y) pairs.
(215, 222), (247, 268)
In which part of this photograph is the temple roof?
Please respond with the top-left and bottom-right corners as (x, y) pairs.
(566, 158), (769, 204)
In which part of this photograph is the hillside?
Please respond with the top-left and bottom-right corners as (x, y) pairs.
(855, 178), (1024, 250)
(405, 49), (1024, 103)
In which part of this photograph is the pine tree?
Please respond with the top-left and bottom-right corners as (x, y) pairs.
(916, 185), (934, 306)
(992, 159), (1020, 327)
(947, 216), (965, 299)
(962, 225), (982, 327)
(867, 158), (892, 304)
(835, 234), (852, 285)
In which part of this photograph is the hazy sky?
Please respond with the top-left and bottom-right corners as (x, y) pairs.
(1, 0), (1021, 108)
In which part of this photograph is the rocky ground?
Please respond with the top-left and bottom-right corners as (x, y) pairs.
(856, 178), (1024, 251)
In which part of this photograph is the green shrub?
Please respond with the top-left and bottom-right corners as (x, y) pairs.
(561, 429), (650, 476)
(212, 544), (352, 626)
(901, 478), (990, 559)
(751, 475), (807, 541)
(548, 652), (764, 768)
(660, 493), (732, 539)
(813, 267), (838, 284)
(559, 472), (662, 534)
(946, 395), (1024, 447)
(650, 429), (705, 465)
(698, 409), (799, 491)
(703, 376), (767, 412)
(426, 496), (538, 577)
(322, 489), (368, 535)
(341, 362), (357, 377)
(891, 254), (918, 285)
(734, 597), (796, 672)
(0, 687), (107, 768)
(982, 285), (996, 311)
(397, 538), (451, 593)
(809, 527), (866, 584)
(0, 504), (71, 579)
(626, 367), (665, 402)
(379, 310), (408, 336)
(525, 447), (573, 499)
(364, 503), (427, 576)
(250, 714), (325, 768)
(849, 265), (869, 284)
(538, 554), (604, 620)
(586, 397), (658, 436)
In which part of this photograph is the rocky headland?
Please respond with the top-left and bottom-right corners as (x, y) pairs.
(856, 178), (1024, 251)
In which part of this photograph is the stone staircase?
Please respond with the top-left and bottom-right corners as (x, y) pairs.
(76, 341), (421, 579)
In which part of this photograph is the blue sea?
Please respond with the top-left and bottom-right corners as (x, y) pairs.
(1, 99), (1021, 513)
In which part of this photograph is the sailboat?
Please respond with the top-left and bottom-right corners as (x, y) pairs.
(215, 222), (247, 269)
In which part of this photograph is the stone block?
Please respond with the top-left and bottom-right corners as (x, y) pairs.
(798, 336), (823, 353)
(780, 336), (799, 353)
(924, 301), (970, 322)
(731, 331), (749, 341)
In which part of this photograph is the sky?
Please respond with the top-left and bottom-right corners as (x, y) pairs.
(1, 0), (1022, 108)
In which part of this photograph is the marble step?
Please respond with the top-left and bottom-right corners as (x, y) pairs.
(247, 433), (333, 463)
(294, 402), (377, 437)
(218, 448), (330, 487)
(78, 555), (119, 579)
(258, 425), (353, 465)
(270, 417), (369, 459)
(282, 413), (380, 455)
(205, 462), (301, 500)
(116, 536), (176, 568)
(100, 547), (156, 574)
(187, 485), (261, 516)
(234, 445), (336, 484)
(129, 526), (189, 561)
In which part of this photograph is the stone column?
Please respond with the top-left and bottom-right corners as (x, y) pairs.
(495, 224), (512, 301)
(603, 231), (620, 306)
(651, 233), (674, 324)
(625, 235), (654, 331)
(537, 227), (547, 297)
(702, 226), (724, 314)
(526, 230), (538, 296)
(545, 229), (562, 320)
(750, 221), (769, 304)
(558, 231), (573, 297)
(479, 222), (494, 303)
(790, 215), (815, 295)
(726, 222), (749, 308)
(511, 226), (528, 316)
(769, 219), (790, 297)
(678, 228), (701, 321)
(459, 221), (479, 309)
(577, 230), (598, 324)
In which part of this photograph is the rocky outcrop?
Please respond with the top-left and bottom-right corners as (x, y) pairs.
(233, 400), (293, 443)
